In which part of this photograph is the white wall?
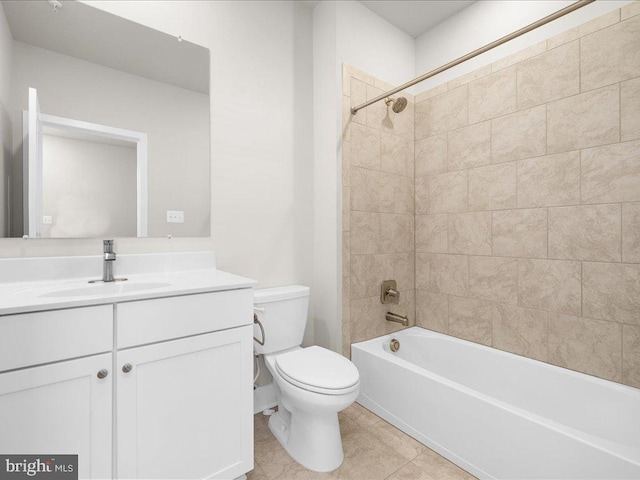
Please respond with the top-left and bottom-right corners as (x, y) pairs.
(42, 135), (137, 238)
(336, 1), (415, 88)
(0, 3), (12, 237)
(312, 1), (339, 351)
(0, 4), (9, 112)
(312, 1), (415, 352)
(414, 0), (633, 92)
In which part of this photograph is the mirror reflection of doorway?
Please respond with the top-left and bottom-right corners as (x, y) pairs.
(24, 88), (148, 238)
(0, 0), (211, 239)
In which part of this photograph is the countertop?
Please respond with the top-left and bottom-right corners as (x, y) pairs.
(0, 268), (257, 316)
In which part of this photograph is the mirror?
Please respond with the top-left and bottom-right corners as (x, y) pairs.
(0, 0), (210, 238)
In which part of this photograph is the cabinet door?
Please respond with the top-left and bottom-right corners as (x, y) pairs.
(117, 326), (253, 480)
(0, 353), (113, 479)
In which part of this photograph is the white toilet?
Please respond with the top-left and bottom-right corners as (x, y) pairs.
(254, 285), (360, 472)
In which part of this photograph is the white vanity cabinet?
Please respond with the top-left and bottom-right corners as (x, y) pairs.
(0, 353), (113, 479)
(0, 286), (254, 480)
(0, 305), (114, 478)
(117, 327), (253, 480)
(115, 288), (254, 479)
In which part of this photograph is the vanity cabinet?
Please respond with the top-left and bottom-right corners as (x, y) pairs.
(0, 353), (113, 478)
(117, 326), (253, 480)
(0, 287), (254, 480)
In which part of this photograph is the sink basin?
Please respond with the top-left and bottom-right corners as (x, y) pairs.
(41, 282), (172, 298)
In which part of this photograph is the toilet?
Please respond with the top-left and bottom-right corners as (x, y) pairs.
(253, 285), (360, 472)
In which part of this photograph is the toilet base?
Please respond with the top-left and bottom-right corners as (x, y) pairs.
(268, 406), (344, 472)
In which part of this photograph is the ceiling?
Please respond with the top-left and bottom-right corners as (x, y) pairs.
(359, 0), (476, 38)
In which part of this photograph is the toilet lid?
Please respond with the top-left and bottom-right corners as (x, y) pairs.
(275, 346), (360, 392)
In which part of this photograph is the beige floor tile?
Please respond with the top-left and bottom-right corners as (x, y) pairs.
(622, 1), (640, 20)
(386, 461), (435, 480)
(342, 402), (382, 428)
(255, 416), (360, 480)
(368, 421), (426, 461)
(252, 410), (477, 480)
(255, 412), (274, 442)
(412, 449), (477, 480)
(248, 463), (271, 480)
(255, 434), (299, 479)
(332, 430), (410, 480)
(271, 462), (346, 480)
(339, 411), (364, 439)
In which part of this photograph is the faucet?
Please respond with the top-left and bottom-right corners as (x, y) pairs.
(89, 240), (127, 283)
(380, 280), (400, 304)
(386, 312), (409, 326)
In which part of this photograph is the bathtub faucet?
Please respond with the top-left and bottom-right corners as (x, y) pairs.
(386, 312), (409, 326)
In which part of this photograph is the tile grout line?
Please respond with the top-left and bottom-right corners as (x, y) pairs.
(620, 202), (623, 263)
(618, 82), (622, 145)
(413, 99), (418, 328)
(546, 207), (549, 260)
(578, 37), (582, 94)
(579, 260), (583, 318)
(620, 312), (624, 383)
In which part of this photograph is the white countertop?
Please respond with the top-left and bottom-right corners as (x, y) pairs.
(0, 268), (257, 316)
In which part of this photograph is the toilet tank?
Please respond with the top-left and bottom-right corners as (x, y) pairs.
(253, 285), (310, 355)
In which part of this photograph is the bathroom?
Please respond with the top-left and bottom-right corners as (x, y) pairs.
(0, 0), (639, 478)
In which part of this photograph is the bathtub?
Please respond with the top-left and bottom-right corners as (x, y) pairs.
(351, 327), (640, 480)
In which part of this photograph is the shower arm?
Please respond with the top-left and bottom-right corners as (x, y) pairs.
(350, 0), (595, 115)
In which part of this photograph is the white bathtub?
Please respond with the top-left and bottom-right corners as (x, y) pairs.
(351, 327), (640, 480)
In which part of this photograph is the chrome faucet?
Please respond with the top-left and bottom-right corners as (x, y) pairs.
(89, 240), (127, 283)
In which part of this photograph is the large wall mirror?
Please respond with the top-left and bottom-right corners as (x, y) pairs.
(0, 0), (210, 238)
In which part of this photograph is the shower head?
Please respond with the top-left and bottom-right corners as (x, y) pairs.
(385, 96), (408, 113)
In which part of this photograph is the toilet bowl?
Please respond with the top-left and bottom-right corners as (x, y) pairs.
(254, 286), (360, 472)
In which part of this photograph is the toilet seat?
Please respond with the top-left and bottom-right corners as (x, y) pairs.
(274, 346), (360, 395)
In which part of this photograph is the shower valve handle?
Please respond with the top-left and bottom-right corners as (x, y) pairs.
(381, 280), (400, 305)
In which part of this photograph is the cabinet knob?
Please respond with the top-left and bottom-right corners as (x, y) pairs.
(122, 363), (133, 373)
(97, 369), (109, 379)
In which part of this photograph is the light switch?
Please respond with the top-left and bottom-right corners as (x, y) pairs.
(42, 215), (52, 225)
(167, 210), (184, 223)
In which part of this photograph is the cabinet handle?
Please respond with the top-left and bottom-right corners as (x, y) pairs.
(97, 369), (109, 379)
(122, 363), (133, 373)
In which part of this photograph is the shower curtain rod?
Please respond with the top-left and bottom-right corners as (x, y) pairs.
(351, 0), (595, 115)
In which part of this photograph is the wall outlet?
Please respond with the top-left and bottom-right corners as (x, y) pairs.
(42, 215), (52, 225)
(166, 210), (184, 223)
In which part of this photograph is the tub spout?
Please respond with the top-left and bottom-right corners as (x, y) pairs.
(386, 312), (409, 326)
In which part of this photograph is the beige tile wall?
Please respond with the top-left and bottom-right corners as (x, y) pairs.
(342, 2), (640, 388)
(413, 4), (640, 388)
(342, 66), (415, 358)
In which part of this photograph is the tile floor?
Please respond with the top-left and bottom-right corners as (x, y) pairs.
(249, 403), (476, 480)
